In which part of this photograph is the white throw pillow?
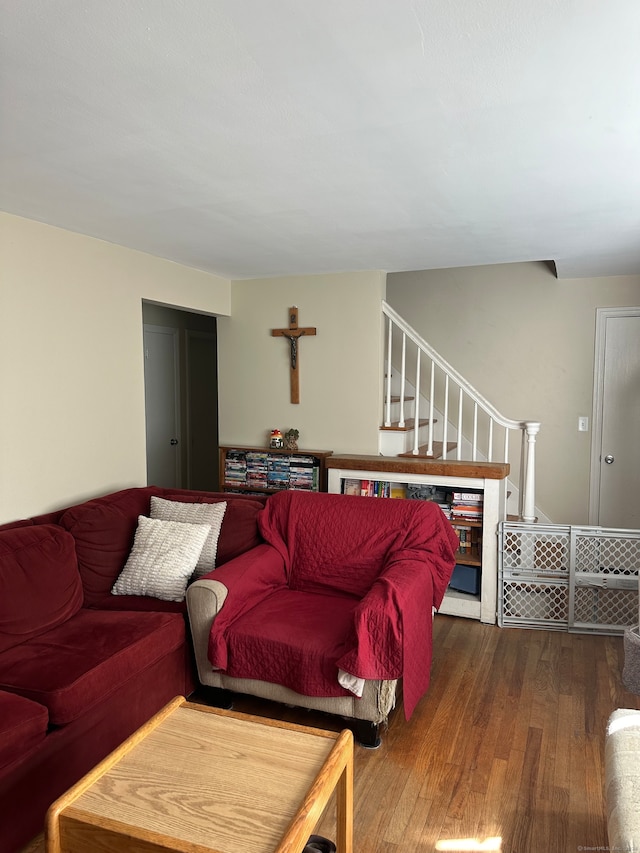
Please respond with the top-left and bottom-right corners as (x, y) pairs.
(112, 515), (211, 602)
(150, 496), (227, 577)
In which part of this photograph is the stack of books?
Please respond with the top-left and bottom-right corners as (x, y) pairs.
(246, 451), (268, 489)
(267, 454), (291, 490)
(449, 490), (484, 521)
(289, 455), (319, 490)
(224, 450), (248, 487)
(456, 525), (473, 551)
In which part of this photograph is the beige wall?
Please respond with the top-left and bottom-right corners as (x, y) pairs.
(0, 213), (230, 523)
(218, 271), (386, 454)
(387, 262), (640, 524)
(6, 213), (635, 527)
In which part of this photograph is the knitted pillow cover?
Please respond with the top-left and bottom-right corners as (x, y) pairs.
(149, 496), (227, 577)
(112, 515), (211, 602)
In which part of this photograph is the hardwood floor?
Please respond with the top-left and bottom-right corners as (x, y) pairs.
(21, 615), (639, 853)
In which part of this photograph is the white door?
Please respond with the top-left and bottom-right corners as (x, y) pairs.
(590, 308), (640, 528)
(143, 325), (181, 488)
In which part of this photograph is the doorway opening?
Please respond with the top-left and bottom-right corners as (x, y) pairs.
(142, 301), (218, 490)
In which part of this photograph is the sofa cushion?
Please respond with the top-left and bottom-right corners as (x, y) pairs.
(59, 487), (157, 606)
(112, 516), (211, 602)
(222, 588), (358, 696)
(0, 525), (83, 654)
(150, 496), (226, 576)
(0, 609), (185, 725)
(0, 691), (49, 772)
(87, 593), (186, 613)
(163, 493), (264, 566)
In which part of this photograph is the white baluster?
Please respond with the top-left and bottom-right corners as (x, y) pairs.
(472, 402), (478, 461)
(399, 333), (406, 428)
(427, 360), (434, 456)
(442, 374), (449, 460)
(412, 350), (421, 455)
(384, 317), (392, 427)
(487, 418), (494, 462)
(457, 388), (463, 460)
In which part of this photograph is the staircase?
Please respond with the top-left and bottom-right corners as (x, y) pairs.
(381, 301), (541, 523)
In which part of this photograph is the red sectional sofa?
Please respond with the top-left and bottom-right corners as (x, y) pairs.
(0, 485), (266, 853)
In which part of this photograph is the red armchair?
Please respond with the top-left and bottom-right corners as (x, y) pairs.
(187, 490), (457, 745)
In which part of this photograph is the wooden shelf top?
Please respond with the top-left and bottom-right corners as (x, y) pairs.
(220, 446), (333, 458)
(326, 453), (509, 480)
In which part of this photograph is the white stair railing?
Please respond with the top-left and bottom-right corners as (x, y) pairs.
(383, 301), (540, 523)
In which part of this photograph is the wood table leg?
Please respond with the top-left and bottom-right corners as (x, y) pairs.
(335, 753), (354, 853)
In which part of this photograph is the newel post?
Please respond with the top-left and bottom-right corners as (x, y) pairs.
(521, 422), (541, 523)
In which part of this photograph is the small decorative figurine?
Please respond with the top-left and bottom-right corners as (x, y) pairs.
(284, 428), (299, 451)
(269, 429), (284, 449)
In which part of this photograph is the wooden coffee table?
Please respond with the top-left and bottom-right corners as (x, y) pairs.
(45, 697), (353, 853)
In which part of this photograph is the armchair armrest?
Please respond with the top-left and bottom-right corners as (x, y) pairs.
(337, 549), (441, 720)
(186, 576), (229, 685)
(338, 551), (434, 679)
(186, 543), (286, 678)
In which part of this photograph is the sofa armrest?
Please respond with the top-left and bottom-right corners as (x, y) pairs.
(186, 543), (286, 678)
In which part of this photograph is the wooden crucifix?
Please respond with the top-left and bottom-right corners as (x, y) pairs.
(271, 306), (316, 404)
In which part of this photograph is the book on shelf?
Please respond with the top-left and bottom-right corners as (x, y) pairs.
(456, 526), (472, 549)
(346, 479), (393, 498)
(448, 490), (483, 504)
(389, 483), (407, 499)
(437, 502), (452, 519)
(451, 507), (483, 521)
(343, 478), (361, 496)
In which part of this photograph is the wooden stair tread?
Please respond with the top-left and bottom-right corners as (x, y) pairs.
(380, 418), (435, 432)
(389, 395), (415, 403)
(398, 441), (457, 459)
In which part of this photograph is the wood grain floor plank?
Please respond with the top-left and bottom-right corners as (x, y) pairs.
(21, 616), (640, 853)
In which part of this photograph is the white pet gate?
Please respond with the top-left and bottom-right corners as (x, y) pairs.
(499, 522), (639, 634)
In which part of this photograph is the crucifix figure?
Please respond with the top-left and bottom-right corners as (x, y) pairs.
(271, 306), (316, 404)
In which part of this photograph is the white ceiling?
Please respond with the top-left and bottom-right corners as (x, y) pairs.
(2, 1), (640, 280)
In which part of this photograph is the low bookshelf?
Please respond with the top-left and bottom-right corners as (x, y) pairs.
(219, 446), (333, 495)
(327, 454), (509, 624)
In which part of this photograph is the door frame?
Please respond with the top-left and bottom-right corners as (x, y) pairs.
(589, 306), (640, 525)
